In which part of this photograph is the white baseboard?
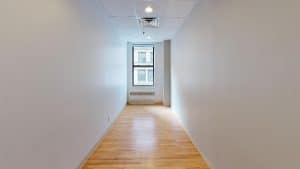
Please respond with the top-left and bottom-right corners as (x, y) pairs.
(76, 104), (127, 169)
(171, 109), (214, 169)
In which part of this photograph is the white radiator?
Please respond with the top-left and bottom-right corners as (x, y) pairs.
(128, 91), (156, 104)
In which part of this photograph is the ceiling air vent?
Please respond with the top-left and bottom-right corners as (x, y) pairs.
(138, 17), (160, 28)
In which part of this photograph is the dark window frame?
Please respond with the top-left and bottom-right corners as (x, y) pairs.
(132, 44), (155, 87)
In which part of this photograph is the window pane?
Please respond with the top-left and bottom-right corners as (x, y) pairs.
(138, 52), (147, 64)
(134, 46), (153, 66)
(138, 69), (146, 81)
(134, 67), (154, 86)
(148, 69), (153, 82)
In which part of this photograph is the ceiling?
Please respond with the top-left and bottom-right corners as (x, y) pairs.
(99, 0), (199, 42)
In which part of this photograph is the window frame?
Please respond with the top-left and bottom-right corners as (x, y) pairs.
(132, 44), (155, 87)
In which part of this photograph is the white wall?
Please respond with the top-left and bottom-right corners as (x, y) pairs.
(163, 40), (171, 106)
(0, 1), (127, 169)
(127, 42), (164, 104)
(171, 0), (300, 169)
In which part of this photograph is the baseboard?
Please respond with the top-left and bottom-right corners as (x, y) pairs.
(127, 102), (163, 105)
(76, 104), (127, 169)
(171, 109), (214, 169)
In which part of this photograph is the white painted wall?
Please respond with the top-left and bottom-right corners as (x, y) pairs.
(0, 1), (127, 169)
(163, 40), (171, 106)
(127, 42), (164, 104)
(171, 0), (300, 169)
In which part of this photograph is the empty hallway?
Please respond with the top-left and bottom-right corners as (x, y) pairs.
(1, 0), (300, 169)
(81, 105), (209, 169)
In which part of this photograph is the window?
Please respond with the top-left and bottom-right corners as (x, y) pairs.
(138, 52), (147, 64)
(133, 45), (154, 86)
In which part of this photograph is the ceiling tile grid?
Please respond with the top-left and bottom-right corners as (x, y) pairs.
(99, 0), (199, 42)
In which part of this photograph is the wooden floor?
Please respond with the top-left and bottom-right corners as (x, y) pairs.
(82, 105), (210, 169)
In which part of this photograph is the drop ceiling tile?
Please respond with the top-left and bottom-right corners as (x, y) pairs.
(99, 0), (199, 42)
(100, 0), (136, 16)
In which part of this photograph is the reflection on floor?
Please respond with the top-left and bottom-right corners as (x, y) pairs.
(82, 105), (210, 169)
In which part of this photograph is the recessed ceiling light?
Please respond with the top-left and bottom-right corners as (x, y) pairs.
(146, 35), (152, 40)
(145, 6), (153, 13)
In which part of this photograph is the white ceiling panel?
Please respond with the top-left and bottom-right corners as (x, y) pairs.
(163, 0), (197, 17)
(100, 0), (136, 16)
(99, 0), (199, 42)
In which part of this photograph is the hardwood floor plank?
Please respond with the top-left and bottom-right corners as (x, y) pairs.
(81, 105), (209, 169)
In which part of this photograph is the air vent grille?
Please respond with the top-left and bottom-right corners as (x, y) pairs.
(138, 17), (160, 28)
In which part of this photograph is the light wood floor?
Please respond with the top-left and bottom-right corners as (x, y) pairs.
(82, 105), (210, 169)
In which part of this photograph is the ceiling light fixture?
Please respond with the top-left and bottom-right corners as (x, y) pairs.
(145, 6), (153, 13)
